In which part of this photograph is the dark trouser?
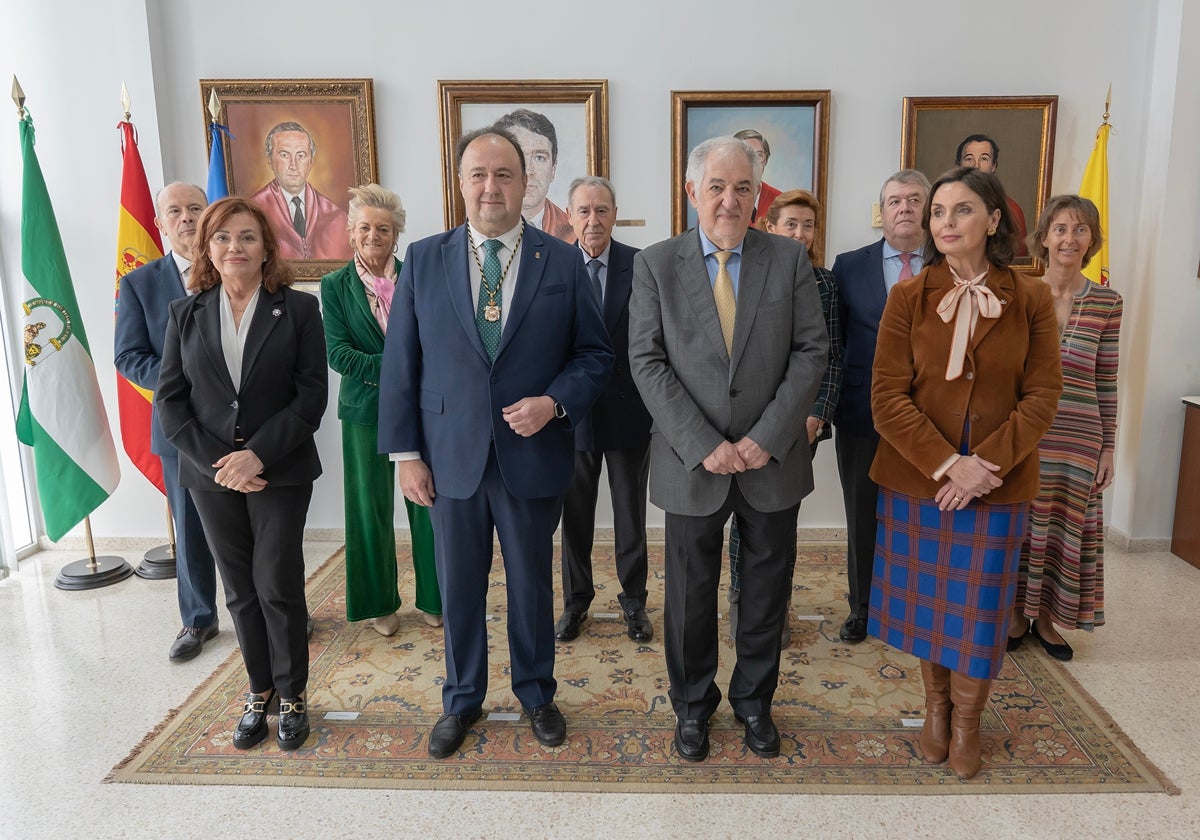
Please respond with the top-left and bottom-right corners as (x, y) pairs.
(191, 483), (313, 698)
(664, 481), (799, 721)
(560, 443), (650, 613)
(727, 439), (816, 593)
(428, 446), (559, 715)
(161, 452), (218, 628)
(834, 427), (880, 617)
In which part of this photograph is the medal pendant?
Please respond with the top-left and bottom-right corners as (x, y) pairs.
(484, 304), (501, 322)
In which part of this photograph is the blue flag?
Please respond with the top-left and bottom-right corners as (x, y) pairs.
(206, 122), (231, 201)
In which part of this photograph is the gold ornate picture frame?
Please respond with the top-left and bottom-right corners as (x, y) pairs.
(437, 80), (609, 239)
(200, 78), (378, 282)
(901, 95), (1058, 268)
(671, 90), (831, 261)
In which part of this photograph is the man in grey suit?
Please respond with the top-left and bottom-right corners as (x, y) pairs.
(629, 136), (828, 762)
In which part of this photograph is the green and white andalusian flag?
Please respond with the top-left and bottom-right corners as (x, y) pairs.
(15, 111), (120, 541)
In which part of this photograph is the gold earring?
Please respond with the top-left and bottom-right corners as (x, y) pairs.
(987, 227), (996, 236)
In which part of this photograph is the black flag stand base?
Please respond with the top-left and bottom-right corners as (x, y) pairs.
(135, 500), (178, 579)
(136, 544), (176, 580)
(53, 516), (135, 591)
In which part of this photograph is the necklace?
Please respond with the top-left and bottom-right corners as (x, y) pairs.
(1058, 279), (1090, 350)
(467, 224), (524, 322)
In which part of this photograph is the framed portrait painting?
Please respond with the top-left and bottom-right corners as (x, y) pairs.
(437, 80), (609, 241)
(200, 78), (378, 282)
(901, 95), (1058, 267)
(671, 90), (831, 261)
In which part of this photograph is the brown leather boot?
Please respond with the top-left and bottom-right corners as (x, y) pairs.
(918, 660), (952, 763)
(947, 672), (993, 779)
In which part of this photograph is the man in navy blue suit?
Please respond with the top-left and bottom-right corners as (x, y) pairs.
(114, 182), (219, 662)
(378, 127), (612, 759)
(830, 169), (930, 644)
(555, 176), (653, 644)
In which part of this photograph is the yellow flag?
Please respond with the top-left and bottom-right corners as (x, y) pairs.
(1078, 122), (1110, 286)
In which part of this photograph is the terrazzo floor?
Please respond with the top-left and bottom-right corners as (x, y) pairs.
(1, 539), (1197, 840)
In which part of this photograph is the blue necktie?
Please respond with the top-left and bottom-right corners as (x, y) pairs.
(476, 239), (503, 361)
(586, 258), (603, 308)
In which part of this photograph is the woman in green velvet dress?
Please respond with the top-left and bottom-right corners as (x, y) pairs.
(321, 184), (441, 636)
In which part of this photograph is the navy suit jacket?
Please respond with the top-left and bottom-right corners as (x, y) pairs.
(114, 253), (187, 455)
(377, 223), (613, 500)
(830, 238), (888, 439)
(156, 286), (328, 489)
(573, 239), (652, 453)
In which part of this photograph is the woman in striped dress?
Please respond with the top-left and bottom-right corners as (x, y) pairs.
(867, 168), (1062, 779)
(1008, 196), (1121, 661)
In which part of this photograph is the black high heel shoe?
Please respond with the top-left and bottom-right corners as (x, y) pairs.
(277, 697), (310, 750)
(233, 689), (276, 749)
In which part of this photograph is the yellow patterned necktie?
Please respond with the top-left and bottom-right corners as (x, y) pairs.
(713, 249), (736, 355)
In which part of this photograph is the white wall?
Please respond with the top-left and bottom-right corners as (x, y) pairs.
(3, 0), (1190, 543)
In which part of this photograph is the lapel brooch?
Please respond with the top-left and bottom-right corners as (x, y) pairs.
(272, 308), (282, 317)
(534, 251), (541, 260)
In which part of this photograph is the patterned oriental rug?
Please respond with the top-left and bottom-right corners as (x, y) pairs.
(108, 544), (1176, 794)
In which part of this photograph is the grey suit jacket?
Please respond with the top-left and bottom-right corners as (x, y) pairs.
(629, 227), (828, 517)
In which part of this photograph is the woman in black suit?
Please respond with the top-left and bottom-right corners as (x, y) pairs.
(157, 196), (328, 751)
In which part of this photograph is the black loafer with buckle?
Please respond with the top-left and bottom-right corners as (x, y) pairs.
(233, 690), (275, 750)
(277, 697), (310, 750)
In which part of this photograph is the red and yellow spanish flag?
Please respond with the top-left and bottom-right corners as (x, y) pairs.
(1079, 120), (1110, 286)
(114, 119), (165, 493)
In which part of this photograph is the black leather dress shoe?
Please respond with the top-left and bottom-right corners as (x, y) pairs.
(277, 697), (310, 750)
(838, 613), (868, 644)
(1006, 621), (1030, 652)
(734, 712), (781, 758)
(1031, 622), (1074, 661)
(674, 718), (710, 762)
(428, 710), (482, 758)
(624, 607), (653, 642)
(168, 623), (219, 662)
(554, 610), (587, 641)
(526, 702), (566, 746)
(233, 690), (274, 750)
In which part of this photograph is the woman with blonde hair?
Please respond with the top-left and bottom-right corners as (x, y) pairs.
(320, 183), (442, 637)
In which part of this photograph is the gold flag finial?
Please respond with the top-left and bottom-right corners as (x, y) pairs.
(121, 81), (131, 121)
(12, 75), (26, 119)
(207, 89), (222, 123)
(1103, 83), (1112, 124)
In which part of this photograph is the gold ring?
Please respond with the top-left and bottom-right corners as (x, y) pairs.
(953, 495), (963, 502)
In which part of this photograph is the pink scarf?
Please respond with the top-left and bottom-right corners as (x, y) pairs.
(354, 253), (396, 332)
(936, 267), (1002, 380)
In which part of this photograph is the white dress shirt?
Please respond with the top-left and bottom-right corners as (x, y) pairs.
(219, 286), (261, 388)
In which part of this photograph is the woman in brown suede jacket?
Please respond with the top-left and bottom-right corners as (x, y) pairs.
(866, 167), (1062, 779)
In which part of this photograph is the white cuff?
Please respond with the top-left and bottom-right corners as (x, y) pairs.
(932, 453), (962, 481)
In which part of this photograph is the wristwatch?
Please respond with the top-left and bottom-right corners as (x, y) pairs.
(553, 400), (567, 420)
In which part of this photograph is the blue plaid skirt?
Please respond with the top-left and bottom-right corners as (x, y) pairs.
(867, 489), (1028, 679)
